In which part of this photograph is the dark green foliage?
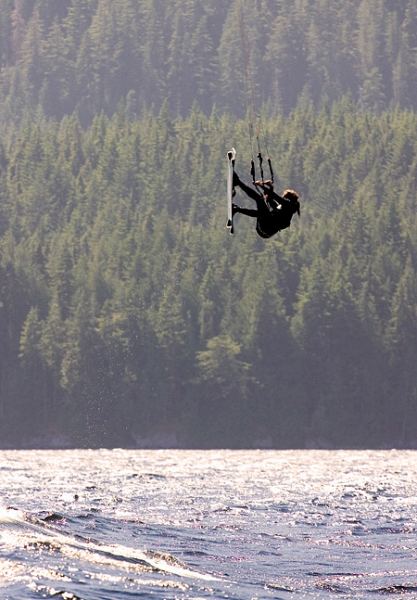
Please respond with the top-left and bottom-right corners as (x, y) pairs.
(0, 0), (417, 448)
(0, 103), (416, 448)
(1, 0), (417, 121)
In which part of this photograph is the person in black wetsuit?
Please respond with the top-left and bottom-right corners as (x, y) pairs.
(232, 173), (300, 238)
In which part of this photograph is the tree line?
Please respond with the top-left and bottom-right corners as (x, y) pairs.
(0, 0), (416, 124)
(0, 101), (416, 447)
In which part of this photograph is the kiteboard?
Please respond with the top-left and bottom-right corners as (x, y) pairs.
(226, 147), (236, 234)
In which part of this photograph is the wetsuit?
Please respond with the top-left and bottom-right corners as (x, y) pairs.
(233, 178), (300, 239)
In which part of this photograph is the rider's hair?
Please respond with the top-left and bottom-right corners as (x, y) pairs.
(282, 189), (299, 201)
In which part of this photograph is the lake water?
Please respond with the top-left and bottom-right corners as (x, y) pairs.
(1, 450), (417, 599)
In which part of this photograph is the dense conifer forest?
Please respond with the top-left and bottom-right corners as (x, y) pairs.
(0, 0), (416, 448)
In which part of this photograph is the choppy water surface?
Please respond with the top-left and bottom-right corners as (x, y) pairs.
(1, 450), (417, 599)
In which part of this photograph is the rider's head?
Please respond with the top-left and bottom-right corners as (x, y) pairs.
(283, 189), (299, 202)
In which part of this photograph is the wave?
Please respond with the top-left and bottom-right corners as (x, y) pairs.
(0, 506), (217, 586)
(369, 584), (417, 595)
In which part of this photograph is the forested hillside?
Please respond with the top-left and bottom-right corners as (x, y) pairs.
(0, 0), (417, 121)
(0, 0), (416, 448)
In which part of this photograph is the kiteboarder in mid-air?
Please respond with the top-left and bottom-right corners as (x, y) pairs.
(232, 172), (300, 239)
(225, 4), (300, 238)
